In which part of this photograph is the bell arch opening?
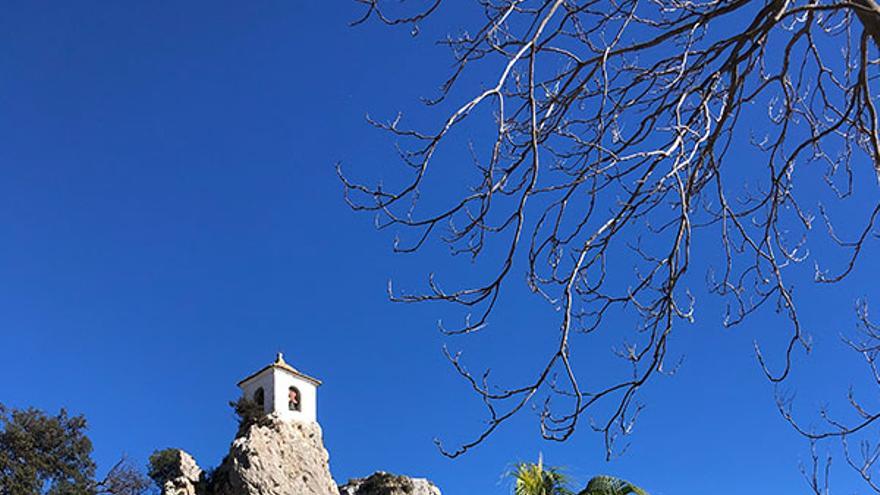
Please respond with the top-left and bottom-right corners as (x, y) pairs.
(288, 386), (301, 412)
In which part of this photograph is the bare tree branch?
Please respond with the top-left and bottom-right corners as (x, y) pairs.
(342, 3), (880, 484)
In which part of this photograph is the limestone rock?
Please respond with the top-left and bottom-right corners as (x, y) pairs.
(154, 414), (445, 495)
(339, 472), (441, 495)
(210, 414), (339, 495)
(161, 450), (203, 495)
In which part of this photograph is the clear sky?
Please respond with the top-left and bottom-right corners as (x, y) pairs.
(1, 2), (879, 494)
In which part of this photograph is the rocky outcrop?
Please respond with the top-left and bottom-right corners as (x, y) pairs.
(209, 414), (339, 495)
(339, 472), (441, 495)
(158, 415), (441, 495)
(158, 450), (203, 495)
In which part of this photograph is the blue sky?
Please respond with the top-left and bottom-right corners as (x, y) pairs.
(1, 2), (879, 493)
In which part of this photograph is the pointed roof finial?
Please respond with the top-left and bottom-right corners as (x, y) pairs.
(275, 352), (285, 364)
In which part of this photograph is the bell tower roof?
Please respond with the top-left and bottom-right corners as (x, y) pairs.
(237, 352), (322, 387)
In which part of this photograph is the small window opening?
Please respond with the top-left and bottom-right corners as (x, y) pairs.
(288, 386), (301, 412)
(254, 387), (265, 409)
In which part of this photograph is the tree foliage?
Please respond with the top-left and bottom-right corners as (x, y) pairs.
(147, 448), (182, 489)
(0, 404), (95, 495)
(0, 404), (148, 495)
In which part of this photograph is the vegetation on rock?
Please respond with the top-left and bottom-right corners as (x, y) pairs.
(229, 397), (266, 435)
(147, 449), (184, 488)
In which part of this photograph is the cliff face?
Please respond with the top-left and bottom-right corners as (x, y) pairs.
(159, 415), (441, 495)
(210, 415), (339, 495)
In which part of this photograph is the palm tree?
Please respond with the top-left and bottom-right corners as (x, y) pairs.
(510, 455), (573, 495)
(580, 475), (648, 495)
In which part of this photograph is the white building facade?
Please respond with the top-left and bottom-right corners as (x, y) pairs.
(237, 353), (321, 423)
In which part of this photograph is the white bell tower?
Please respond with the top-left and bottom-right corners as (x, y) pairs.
(237, 353), (321, 423)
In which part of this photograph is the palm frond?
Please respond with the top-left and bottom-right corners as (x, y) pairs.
(581, 475), (648, 495)
(509, 457), (573, 495)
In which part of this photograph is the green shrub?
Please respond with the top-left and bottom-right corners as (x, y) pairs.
(147, 448), (181, 488)
(229, 397), (265, 434)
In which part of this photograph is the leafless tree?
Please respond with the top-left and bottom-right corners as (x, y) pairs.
(341, 0), (880, 488)
(96, 457), (151, 495)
